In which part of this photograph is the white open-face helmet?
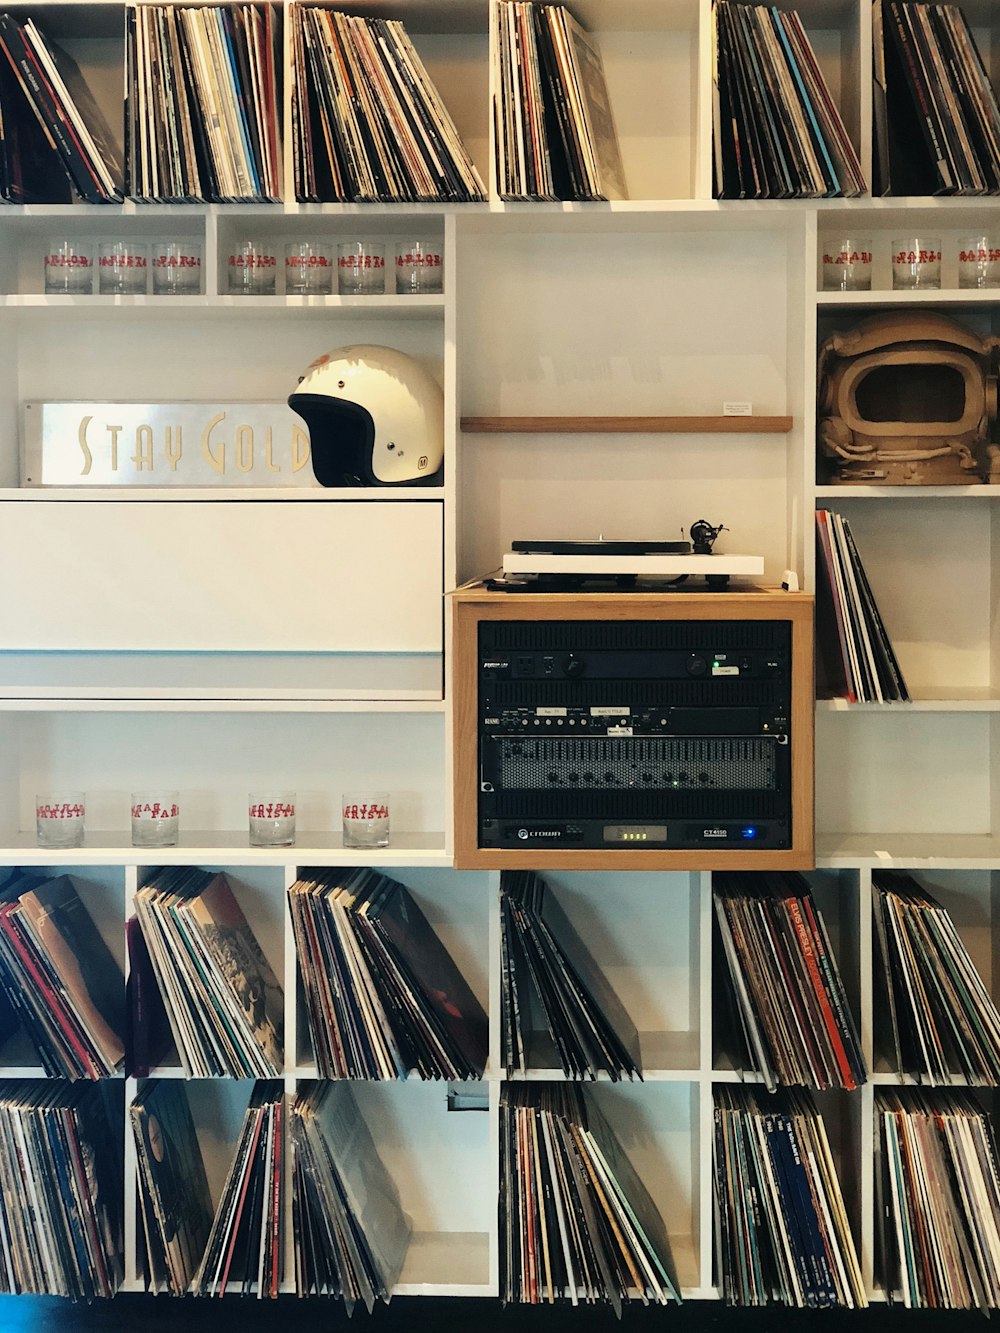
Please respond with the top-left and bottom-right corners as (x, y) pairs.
(288, 344), (444, 486)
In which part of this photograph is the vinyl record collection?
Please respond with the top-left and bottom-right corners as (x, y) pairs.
(192, 1081), (283, 1298)
(712, 1), (866, 199)
(874, 1), (1000, 196)
(0, 1080), (123, 1299)
(291, 7), (485, 203)
(125, 4), (281, 202)
(133, 868), (283, 1079)
(0, 11), (123, 202)
(876, 1088), (1000, 1308)
(713, 871), (865, 1092)
(131, 1079), (212, 1295)
(873, 870), (1000, 1084)
(713, 1085), (866, 1308)
(815, 508), (909, 703)
(500, 1083), (680, 1311)
(290, 1082), (410, 1312)
(492, 0), (627, 201)
(288, 867), (487, 1081)
(0, 871), (124, 1080)
(501, 871), (640, 1081)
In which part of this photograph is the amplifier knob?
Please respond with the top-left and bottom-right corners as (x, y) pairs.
(686, 654), (709, 677)
(547, 772), (560, 784)
(567, 771), (580, 783)
(565, 655), (585, 678)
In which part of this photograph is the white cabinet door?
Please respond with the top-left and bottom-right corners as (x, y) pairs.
(0, 501), (443, 653)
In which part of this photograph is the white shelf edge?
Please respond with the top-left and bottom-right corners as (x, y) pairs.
(869, 1070), (986, 1088)
(287, 1066), (485, 1083)
(818, 692), (1000, 712)
(0, 293), (445, 312)
(816, 288), (1000, 306)
(0, 487), (446, 502)
(8, 195), (1000, 221)
(0, 832), (450, 866)
(393, 1283), (496, 1298)
(0, 695), (445, 712)
(501, 1067), (701, 1083)
(815, 485), (1000, 499)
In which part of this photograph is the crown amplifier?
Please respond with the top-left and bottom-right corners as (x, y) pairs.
(452, 588), (814, 870)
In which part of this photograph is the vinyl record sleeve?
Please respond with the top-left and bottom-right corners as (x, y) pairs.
(131, 1080), (212, 1296)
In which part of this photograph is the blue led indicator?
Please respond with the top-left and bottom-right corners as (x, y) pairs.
(741, 826), (758, 840)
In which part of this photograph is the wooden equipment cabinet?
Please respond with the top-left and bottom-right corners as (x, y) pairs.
(452, 585), (815, 871)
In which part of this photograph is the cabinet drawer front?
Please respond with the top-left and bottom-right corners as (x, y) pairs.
(1, 501), (442, 653)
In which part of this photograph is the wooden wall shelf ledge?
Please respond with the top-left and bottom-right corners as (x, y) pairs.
(460, 415), (794, 433)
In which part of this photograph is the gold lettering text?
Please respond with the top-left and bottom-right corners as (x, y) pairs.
(292, 426), (311, 472)
(164, 426), (182, 471)
(236, 424), (254, 473)
(133, 424), (154, 471)
(264, 426), (279, 472)
(77, 416), (93, 475)
(202, 412), (226, 474)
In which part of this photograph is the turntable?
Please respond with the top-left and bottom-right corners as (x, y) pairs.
(490, 522), (764, 592)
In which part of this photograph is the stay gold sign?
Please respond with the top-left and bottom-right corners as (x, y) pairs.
(20, 403), (317, 487)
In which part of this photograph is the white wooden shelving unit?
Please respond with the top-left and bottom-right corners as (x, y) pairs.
(1, 0), (1000, 1308)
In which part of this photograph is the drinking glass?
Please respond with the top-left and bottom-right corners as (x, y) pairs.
(285, 241), (333, 295)
(131, 791), (180, 847)
(821, 237), (872, 292)
(342, 792), (390, 848)
(151, 240), (201, 295)
(44, 240), (93, 294)
(957, 235), (1000, 290)
(35, 793), (85, 849)
(227, 239), (277, 295)
(891, 236), (941, 290)
(98, 241), (148, 295)
(394, 240), (443, 294)
(249, 792), (296, 847)
(337, 242), (385, 295)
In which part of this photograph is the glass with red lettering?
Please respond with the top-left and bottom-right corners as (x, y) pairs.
(35, 792), (85, 849)
(891, 235), (941, 290)
(99, 241), (148, 295)
(958, 234), (1000, 290)
(151, 240), (202, 295)
(394, 240), (443, 295)
(342, 792), (390, 849)
(821, 236), (872, 292)
(248, 791), (296, 847)
(228, 239), (277, 295)
(337, 241), (385, 295)
(285, 241), (333, 295)
(131, 790), (180, 847)
(44, 240), (93, 295)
